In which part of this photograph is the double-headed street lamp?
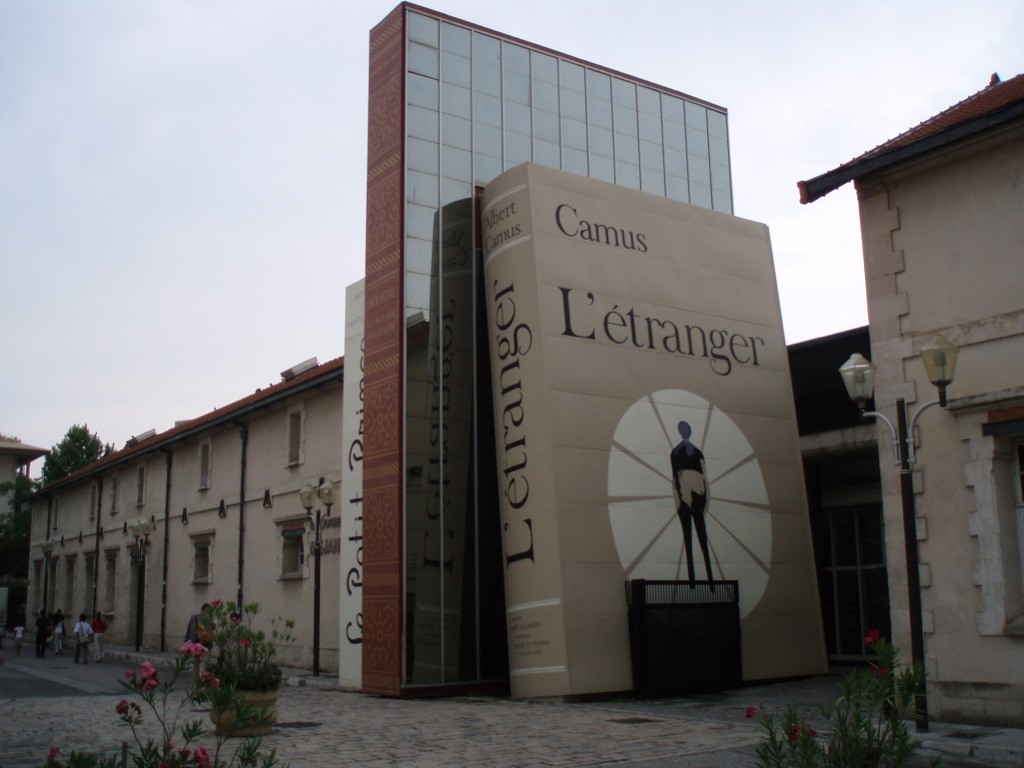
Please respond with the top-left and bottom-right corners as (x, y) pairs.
(299, 480), (336, 677)
(839, 334), (959, 733)
(131, 517), (155, 652)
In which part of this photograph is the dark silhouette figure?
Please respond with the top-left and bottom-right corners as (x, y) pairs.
(34, 610), (50, 658)
(670, 421), (714, 584)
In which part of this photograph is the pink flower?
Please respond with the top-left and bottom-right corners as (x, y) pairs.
(240, 638), (252, 650)
(144, 678), (159, 690)
(195, 746), (211, 768)
(200, 671), (220, 689)
(210, 599), (224, 607)
(125, 670), (136, 680)
(745, 706), (758, 719)
(140, 662), (158, 680)
(864, 628), (883, 646)
(116, 700), (130, 715)
(180, 641), (207, 657)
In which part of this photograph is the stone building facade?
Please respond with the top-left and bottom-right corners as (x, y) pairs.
(800, 73), (1024, 726)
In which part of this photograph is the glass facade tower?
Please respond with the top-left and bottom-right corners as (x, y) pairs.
(362, 3), (733, 696)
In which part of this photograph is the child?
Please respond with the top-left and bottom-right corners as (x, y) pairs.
(13, 623), (25, 656)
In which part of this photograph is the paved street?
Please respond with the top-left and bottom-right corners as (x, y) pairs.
(2, 642), (1022, 767)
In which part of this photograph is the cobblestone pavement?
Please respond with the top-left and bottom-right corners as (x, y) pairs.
(2, 644), (1022, 767)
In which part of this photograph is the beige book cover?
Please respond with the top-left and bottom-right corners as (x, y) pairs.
(339, 279), (365, 690)
(482, 163), (827, 699)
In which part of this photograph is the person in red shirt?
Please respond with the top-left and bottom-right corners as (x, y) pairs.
(91, 611), (109, 662)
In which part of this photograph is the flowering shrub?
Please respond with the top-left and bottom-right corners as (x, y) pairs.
(753, 631), (924, 768)
(200, 600), (295, 693)
(39, 649), (283, 768)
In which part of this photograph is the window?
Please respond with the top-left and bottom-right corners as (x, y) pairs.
(33, 559), (43, 611)
(110, 476), (119, 516)
(192, 535), (212, 583)
(47, 557), (57, 612)
(84, 554), (95, 609)
(104, 550), (118, 613)
(64, 554), (76, 612)
(199, 442), (212, 491)
(136, 465), (146, 507)
(286, 409), (305, 466)
(819, 504), (890, 660)
(280, 521), (306, 577)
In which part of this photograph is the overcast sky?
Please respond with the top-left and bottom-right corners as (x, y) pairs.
(2, 0), (1023, 463)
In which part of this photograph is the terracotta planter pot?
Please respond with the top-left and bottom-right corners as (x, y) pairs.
(210, 689), (280, 737)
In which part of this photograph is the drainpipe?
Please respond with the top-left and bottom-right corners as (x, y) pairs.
(160, 450), (172, 651)
(92, 477), (104, 617)
(235, 423), (248, 608)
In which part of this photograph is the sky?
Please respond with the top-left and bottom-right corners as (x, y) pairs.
(2, 0), (1023, 464)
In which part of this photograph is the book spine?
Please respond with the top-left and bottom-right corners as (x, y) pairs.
(482, 169), (570, 698)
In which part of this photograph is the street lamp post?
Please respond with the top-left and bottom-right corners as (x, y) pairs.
(839, 334), (958, 734)
(131, 517), (155, 652)
(300, 481), (335, 677)
(40, 539), (55, 615)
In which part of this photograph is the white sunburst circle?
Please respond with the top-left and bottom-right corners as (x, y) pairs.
(607, 388), (772, 619)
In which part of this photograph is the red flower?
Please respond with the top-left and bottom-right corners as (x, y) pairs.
(745, 706), (758, 719)
(195, 747), (211, 768)
(240, 638), (252, 650)
(210, 599), (224, 607)
(864, 628), (883, 646)
(115, 700), (131, 715)
(47, 747), (59, 763)
(789, 724), (801, 743)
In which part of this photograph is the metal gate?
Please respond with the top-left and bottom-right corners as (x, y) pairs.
(626, 579), (741, 696)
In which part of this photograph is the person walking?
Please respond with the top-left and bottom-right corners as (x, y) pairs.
(51, 610), (66, 656)
(72, 613), (93, 664)
(91, 612), (108, 662)
(13, 622), (26, 656)
(34, 610), (50, 658)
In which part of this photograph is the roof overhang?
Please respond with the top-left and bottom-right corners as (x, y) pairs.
(798, 99), (1024, 204)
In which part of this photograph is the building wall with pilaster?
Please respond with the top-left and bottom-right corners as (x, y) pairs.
(854, 121), (1024, 725)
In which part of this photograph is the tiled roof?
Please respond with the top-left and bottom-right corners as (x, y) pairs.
(0, 438), (48, 463)
(39, 355), (346, 492)
(799, 73), (1024, 204)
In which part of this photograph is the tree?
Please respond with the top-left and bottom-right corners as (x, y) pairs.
(0, 474), (36, 578)
(41, 424), (114, 485)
